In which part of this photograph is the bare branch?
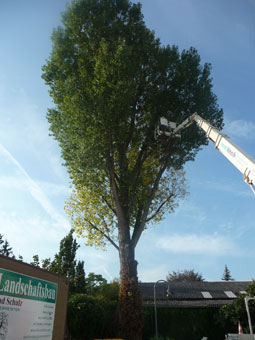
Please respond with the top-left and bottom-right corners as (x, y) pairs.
(145, 192), (174, 223)
(87, 219), (119, 251)
(131, 162), (168, 248)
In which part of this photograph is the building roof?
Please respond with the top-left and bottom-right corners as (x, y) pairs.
(139, 281), (252, 309)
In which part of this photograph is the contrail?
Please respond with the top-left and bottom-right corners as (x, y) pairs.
(103, 268), (114, 282)
(0, 143), (69, 230)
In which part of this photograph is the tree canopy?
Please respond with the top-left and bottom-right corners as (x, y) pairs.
(42, 0), (223, 338)
(166, 269), (204, 282)
(42, 0), (223, 252)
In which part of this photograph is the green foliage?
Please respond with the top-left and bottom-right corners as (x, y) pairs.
(144, 307), (225, 340)
(42, 0), (223, 252)
(74, 260), (86, 293)
(41, 257), (51, 270)
(42, 1), (223, 338)
(47, 229), (87, 294)
(166, 269), (204, 282)
(30, 255), (40, 267)
(97, 279), (120, 300)
(32, 230), (86, 295)
(220, 281), (255, 334)
(49, 229), (79, 278)
(0, 235), (14, 258)
(85, 272), (107, 294)
(67, 287), (120, 340)
(67, 279), (121, 339)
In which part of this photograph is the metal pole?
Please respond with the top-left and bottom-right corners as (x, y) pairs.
(245, 296), (255, 335)
(154, 280), (170, 340)
(154, 283), (158, 339)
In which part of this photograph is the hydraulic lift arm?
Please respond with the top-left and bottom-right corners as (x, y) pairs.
(156, 113), (255, 194)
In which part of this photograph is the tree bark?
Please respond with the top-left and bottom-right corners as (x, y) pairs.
(118, 239), (143, 340)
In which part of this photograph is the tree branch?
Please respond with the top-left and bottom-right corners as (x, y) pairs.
(133, 204), (143, 231)
(132, 140), (149, 179)
(106, 150), (127, 226)
(124, 114), (135, 155)
(131, 162), (168, 248)
(87, 219), (119, 251)
(102, 195), (117, 216)
(145, 192), (174, 223)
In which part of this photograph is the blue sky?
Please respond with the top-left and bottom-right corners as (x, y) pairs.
(0, 0), (255, 282)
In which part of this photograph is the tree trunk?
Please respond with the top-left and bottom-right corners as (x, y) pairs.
(118, 240), (144, 340)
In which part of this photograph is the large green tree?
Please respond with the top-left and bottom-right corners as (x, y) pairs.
(42, 0), (223, 338)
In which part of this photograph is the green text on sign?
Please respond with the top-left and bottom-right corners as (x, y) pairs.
(0, 268), (58, 303)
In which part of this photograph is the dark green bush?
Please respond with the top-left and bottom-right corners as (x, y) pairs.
(143, 307), (225, 340)
(67, 293), (119, 340)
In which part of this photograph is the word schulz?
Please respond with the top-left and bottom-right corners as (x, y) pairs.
(0, 296), (22, 306)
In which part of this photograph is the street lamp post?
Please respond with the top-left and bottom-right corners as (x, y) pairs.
(154, 279), (170, 339)
(245, 296), (255, 335)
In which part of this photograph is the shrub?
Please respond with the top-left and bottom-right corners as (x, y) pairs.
(67, 293), (119, 340)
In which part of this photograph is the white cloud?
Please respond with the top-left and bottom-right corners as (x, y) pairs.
(0, 176), (70, 197)
(78, 245), (120, 280)
(174, 200), (207, 222)
(139, 264), (170, 282)
(0, 176), (24, 190)
(157, 233), (234, 255)
(224, 119), (255, 140)
(0, 211), (68, 262)
(37, 181), (70, 197)
(196, 179), (251, 198)
(0, 85), (68, 182)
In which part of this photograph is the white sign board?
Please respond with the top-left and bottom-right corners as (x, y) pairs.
(227, 335), (239, 340)
(240, 335), (255, 340)
(0, 268), (58, 340)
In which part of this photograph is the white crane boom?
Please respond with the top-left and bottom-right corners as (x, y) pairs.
(157, 113), (255, 193)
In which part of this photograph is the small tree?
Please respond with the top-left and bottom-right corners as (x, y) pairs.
(48, 230), (86, 294)
(0, 239), (14, 258)
(221, 281), (255, 333)
(0, 234), (4, 249)
(167, 269), (204, 282)
(30, 255), (40, 267)
(32, 230), (86, 294)
(85, 272), (107, 295)
(222, 264), (234, 281)
(41, 257), (51, 270)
